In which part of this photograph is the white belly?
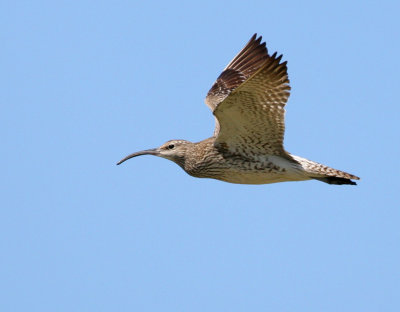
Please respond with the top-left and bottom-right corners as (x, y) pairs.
(216, 170), (310, 184)
(208, 156), (310, 185)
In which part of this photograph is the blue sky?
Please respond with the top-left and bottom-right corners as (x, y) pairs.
(2, 1), (399, 311)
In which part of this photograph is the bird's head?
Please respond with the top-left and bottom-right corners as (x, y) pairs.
(117, 139), (193, 168)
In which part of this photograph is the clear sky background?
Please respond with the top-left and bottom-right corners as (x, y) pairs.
(2, 1), (399, 311)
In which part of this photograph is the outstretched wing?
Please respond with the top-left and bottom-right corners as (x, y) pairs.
(205, 34), (290, 156)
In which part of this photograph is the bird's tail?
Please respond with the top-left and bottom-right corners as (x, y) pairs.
(290, 155), (360, 185)
(312, 176), (358, 185)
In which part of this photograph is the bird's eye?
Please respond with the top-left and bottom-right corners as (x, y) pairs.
(168, 144), (175, 149)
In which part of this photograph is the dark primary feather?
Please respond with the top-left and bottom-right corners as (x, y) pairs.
(205, 34), (269, 111)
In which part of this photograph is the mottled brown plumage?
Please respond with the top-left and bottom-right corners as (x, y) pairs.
(117, 34), (360, 185)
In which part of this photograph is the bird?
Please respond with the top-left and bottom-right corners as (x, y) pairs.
(117, 34), (360, 185)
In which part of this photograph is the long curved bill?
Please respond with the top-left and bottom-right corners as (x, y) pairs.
(116, 148), (159, 165)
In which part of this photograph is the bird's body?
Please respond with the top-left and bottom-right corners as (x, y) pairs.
(167, 138), (303, 184)
(118, 34), (360, 185)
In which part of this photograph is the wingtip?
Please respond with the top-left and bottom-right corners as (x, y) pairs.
(250, 33), (263, 44)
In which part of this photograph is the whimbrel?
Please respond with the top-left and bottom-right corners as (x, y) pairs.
(117, 34), (360, 185)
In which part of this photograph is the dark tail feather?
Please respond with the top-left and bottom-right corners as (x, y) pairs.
(313, 177), (357, 185)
